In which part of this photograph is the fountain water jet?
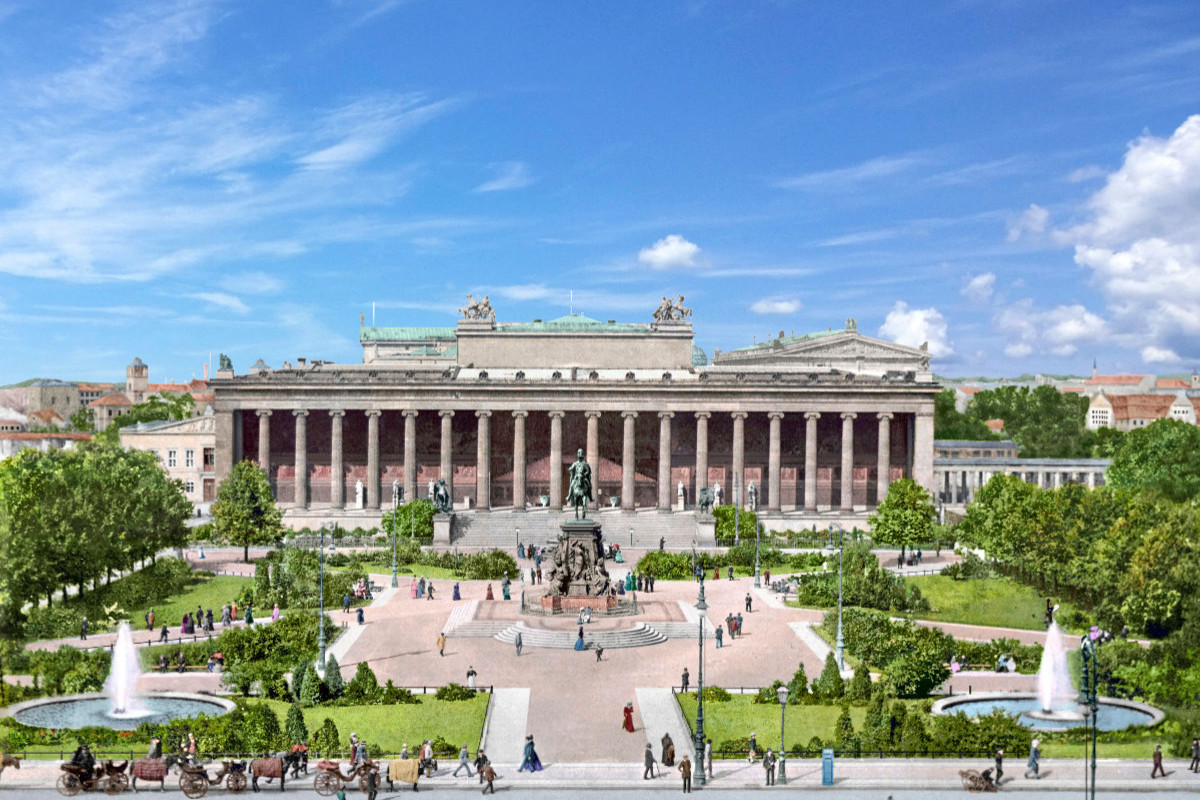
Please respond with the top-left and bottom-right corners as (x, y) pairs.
(1028, 617), (1084, 722)
(103, 622), (148, 719)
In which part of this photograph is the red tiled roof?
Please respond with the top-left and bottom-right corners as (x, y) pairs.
(0, 432), (92, 441)
(90, 392), (132, 407)
(76, 382), (118, 392)
(1061, 387), (1084, 393)
(187, 379), (208, 391)
(28, 408), (64, 424)
(148, 383), (193, 393)
(957, 387), (983, 395)
(1085, 374), (1148, 386)
(1107, 394), (1174, 420)
(1156, 378), (1190, 389)
(985, 419), (1005, 432)
(190, 392), (215, 403)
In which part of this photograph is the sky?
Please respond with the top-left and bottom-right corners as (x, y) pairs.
(2, 0), (1200, 384)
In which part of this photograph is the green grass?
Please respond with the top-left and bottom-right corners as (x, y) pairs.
(122, 575), (251, 631)
(898, 576), (1085, 632)
(258, 696), (490, 752)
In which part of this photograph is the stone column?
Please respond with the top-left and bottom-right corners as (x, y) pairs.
(403, 410), (418, 505)
(476, 411), (491, 510)
(621, 412), (637, 510)
(293, 410), (308, 508)
(657, 412), (674, 510)
(329, 410), (344, 508)
(586, 412), (601, 507)
(876, 412), (893, 506)
(257, 410), (272, 473)
(840, 412), (856, 513)
(366, 410), (381, 509)
(694, 412), (710, 503)
(512, 411), (528, 511)
(1086, 470), (1096, 489)
(767, 412), (783, 512)
(804, 412), (820, 511)
(913, 410), (935, 494)
(439, 410), (455, 499)
(731, 412), (747, 507)
(549, 411), (565, 508)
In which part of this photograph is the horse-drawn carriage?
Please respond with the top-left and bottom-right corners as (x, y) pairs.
(386, 758), (423, 792)
(959, 769), (998, 793)
(178, 761), (247, 798)
(247, 751), (305, 792)
(313, 759), (375, 796)
(57, 761), (128, 796)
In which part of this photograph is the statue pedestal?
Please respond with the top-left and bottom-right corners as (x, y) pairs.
(696, 514), (716, 546)
(541, 516), (614, 611)
(433, 513), (454, 545)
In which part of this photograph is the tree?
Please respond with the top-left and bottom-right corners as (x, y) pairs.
(899, 711), (930, 753)
(968, 385), (1093, 458)
(312, 717), (341, 755)
(934, 389), (998, 440)
(713, 505), (759, 542)
(1108, 418), (1200, 503)
(785, 662), (810, 704)
(97, 392), (194, 445)
(285, 702), (308, 744)
(1091, 426), (1126, 458)
(345, 661), (380, 704)
(869, 478), (935, 558)
(811, 652), (844, 701)
(382, 499), (436, 539)
(847, 663), (872, 702)
(323, 655), (345, 698)
(300, 666), (325, 707)
(861, 691), (890, 750)
(833, 705), (857, 750)
(69, 406), (95, 433)
(212, 460), (283, 562)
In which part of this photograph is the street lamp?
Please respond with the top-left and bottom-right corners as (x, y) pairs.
(827, 522), (845, 671)
(316, 524), (335, 674)
(753, 513), (762, 588)
(733, 476), (740, 545)
(776, 685), (789, 784)
(390, 504), (399, 589)
(1079, 635), (1100, 800)
(694, 574), (708, 787)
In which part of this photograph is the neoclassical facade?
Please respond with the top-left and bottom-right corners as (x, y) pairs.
(212, 308), (938, 530)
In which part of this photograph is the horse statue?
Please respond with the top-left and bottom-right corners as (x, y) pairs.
(698, 486), (716, 514)
(432, 478), (452, 514)
(565, 449), (593, 519)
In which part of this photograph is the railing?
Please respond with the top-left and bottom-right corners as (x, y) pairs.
(708, 748), (999, 759)
(8, 746), (488, 761)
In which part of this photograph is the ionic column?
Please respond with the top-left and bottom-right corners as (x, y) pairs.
(549, 411), (565, 508)
(840, 412), (856, 513)
(767, 412), (783, 512)
(694, 412), (710, 504)
(366, 410), (381, 509)
(257, 410), (272, 472)
(657, 412), (674, 510)
(804, 412), (820, 511)
(731, 412), (747, 507)
(403, 411), (418, 505)
(876, 412), (893, 506)
(913, 410), (935, 494)
(512, 411), (528, 510)
(293, 410), (308, 508)
(329, 410), (345, 508)
(586, 412), (601, 507)
(476, 411), (491, 510)
(621, 412), (638, 510)
(439, 411), (455, 498)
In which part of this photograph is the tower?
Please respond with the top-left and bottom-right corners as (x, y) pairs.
(126, 357), (148, 404)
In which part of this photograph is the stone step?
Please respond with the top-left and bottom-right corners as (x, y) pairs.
(493, 621), (666, 649)
(445, 621), (512, 638)
(449, 509), (708, 549)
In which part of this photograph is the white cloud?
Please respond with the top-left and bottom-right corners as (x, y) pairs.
(1004, 342), (1033, 359)
(995, 300), (1108, 359)
(493, 284), (555, 301)
(637, 234), (700, 269)
(474, 161), (534, 193)
(1006, 203), (1049, 241)
(296, 95), (456, 171)
(190, 292), (249, 314)
(961, 272), (996, 302)
(817, 228), (900, 247)
(878, 301), (954, 357)
(1065, 165), (1107, 183)
(219, 271), (287, 295)
(750, 298), (802, 315)
(1141, 345), (1181, 363)
(775, 155), (924, 190)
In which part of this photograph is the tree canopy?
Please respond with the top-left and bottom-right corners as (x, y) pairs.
(212, 460), (283, 562)
(933, 389), (998, 441)
(869, 478), (935, 555)
(1106, 418), (1200, 503)
(935, 385), (1097, 458)
(98, 392), (195, 444)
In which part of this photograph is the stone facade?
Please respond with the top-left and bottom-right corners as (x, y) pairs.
(212, 311), (939, 530)
(118, 414), (218, 509)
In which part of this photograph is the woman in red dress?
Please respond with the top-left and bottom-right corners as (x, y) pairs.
(622, 702), (635, 733)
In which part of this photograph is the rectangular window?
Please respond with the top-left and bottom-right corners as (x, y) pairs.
(184, 481), (195, 493)
(203, 448), (215, 469)
(185, 449), (195, 468)
(167, 449), (177, 468)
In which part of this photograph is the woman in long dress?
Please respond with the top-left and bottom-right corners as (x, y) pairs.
(466, 666), (477, 690)
(574, 628), (586, 651)
(622, 702), (636, 733)
(519, 736), (543, 772)
(410, 578), (418, 599)
(452, 582), (461, 601)
(485, 584), (494, 600)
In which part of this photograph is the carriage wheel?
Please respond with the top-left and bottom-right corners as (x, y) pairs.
(226, 772), (248, 793)
(358, 773), (370, 792)
(180, 772), (209, 799)
(313, 771), (341, 797)
(57, 773), (83, 797)
(104, 773), (130, 795)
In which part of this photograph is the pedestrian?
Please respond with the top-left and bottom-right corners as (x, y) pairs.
(681, 667), (690, 693)
(745, 592), (752, 612)
(204, 608), (214, 632)
(245, 604), (253, 625)
(365, 763), (379, 800)
(1190, 737), (1200, 772)
(659, 536), (665, 551)
(623, 701), (636, 733)
(678, 754), (692, 793)
(272, 603), (280, 622)
(427, 582), (435, 600)
(485, 583), (494, 600)
(80, 616), (88, 640)
(518, 542), (525, 560)
(146, 608), (155, 631)
(763, 748), (776, 785)
(995, 748), (1004, 786)
(514, 631), (523, 656)
(159, 623), (169, 643)
(502, 580), (511, 601)
(748, 732), (757, 763)
(1151, 745), (1166, 779)
(417, 577), (425, 598)
(453, 582), (461, 601)
(536, 566), (543, 585)
(466, 666), (477, 690)
(453, 744), (475, 777)
(231, 600), (238, 621)
(649, 574), (656, 592)
(473, 749), (489, 783)
(343, 593), (351, 613)
(737, 612), (744, 636)
(644, 742), (658, 779)
(705, 738), (713, 779)
(715, 625), (723, 648)
(595, 645), (604, 662)
(410, 578), (417, 599)
(764, 569), (770, 585)
(221, 604), (231, 626)
(519, 735), (543, 772)
(479, 762), (497, 794)
(1024, 740), (1040, 779)
(437, 631), (447, 657)
(356, 607), (365, 625)
(727, 566), (733, 580)
(662, 732), (675, 766)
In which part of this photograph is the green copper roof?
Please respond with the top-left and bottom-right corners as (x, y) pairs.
(360, 326), (455, 341)
(726, 328), (841, 353)
(499, 314), (648, 333)
(691, 344), (708, 366)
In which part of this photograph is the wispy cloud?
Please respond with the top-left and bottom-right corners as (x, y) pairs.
(637, 234), (701, 269)
(817, 228), (901, 247)
(474, 161), (535, 193)
(774, 155), (925, 190)
(750, 298), (802, 315)
(296, 95), (458, 171)
(189, 292), (250, 314)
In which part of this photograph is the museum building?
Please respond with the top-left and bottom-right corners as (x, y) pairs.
(211, 301), (938, 536)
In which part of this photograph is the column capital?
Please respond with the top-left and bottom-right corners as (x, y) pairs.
(257, 409), (272, 418)
(401, 409), (419, 419)
(841, 412), (857, 421)
(438, 409), (455, 419)
(512, 410), (528, 419)
(876, 411), (894, 421)
(366, 409), (382, 418)
(731, 411), (748, 420)
(548, 410), (566, 420)
(694, 411), (711, 420)
(585, 410), (602, 419)
(621, 411), (638, 420)
(768, 411), (785, 421)
(658, 411), (675, 420)
(328, 409), (345, 419)
(475, 410), (492, 419)
(804, 411), (821, 421)
(293, 409), (309, 418)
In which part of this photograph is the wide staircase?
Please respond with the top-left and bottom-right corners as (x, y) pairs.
(449, 508), (708, 549)
(493, 620), (667, 649)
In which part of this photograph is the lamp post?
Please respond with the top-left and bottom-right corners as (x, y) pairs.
(316, 524), (334, 674)
(776, 685), (789, 784)
(733, 476), (740, 545)
(1079, 635), (1099, 800)
(390, 505), (399, 588)
(828, 522), (845, 670)
(694, 575), (708, 787)
(691, 539), (697, 581)
(753, 513), (762, 588)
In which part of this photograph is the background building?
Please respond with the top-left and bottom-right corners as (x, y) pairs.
(119, 413), (217, 512)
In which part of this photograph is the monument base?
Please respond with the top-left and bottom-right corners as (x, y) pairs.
(433, 513), (454, 545)
(539, 594), (619, 612)
(696, 514), (716, 546)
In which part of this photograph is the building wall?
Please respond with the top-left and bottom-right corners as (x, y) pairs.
(27, 383), (81, 417)
(118, 427), (217, 507)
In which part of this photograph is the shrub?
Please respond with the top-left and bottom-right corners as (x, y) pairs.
(300, 667), (326, 707)
(381, 680), (419, 705)
(324, 655), (345, 698)
(806, 735), (825, 754)
(786, 662), (810, 704)
(285, 702), (308, 744)
(434, 682), (477, 701)
(700, 686), (732, 703)
(242, 701), (285, 754)
(344, 661), (380, 704)
(312, 717), (341, 755)
(847, 663), (872, 702)
(460, 550), (519, 581)
(752, 679), (786, 704)
(833, 705), (855, 748)
(899, 712), (930, 752)
(637, 551), (694, 580)
(811, 653), (844, 701)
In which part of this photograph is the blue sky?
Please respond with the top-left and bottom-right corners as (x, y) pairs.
(3, 0), (1200, 384)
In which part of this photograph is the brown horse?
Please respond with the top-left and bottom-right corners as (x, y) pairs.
(0, 754), (20, 779)
(250, 756), (287, 792)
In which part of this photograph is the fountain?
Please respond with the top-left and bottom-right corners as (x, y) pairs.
(104, 623), (147, 718)
(1026, 619), (1084, 723)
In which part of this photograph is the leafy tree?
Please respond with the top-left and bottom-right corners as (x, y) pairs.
(934, 389), (998, 440)
(345, 661), (380, 704)
(69, 406), (95, 433)
(254, 561), (272, 604)
(97, 392), (195, 445)
(811, 652), (844, 701)
(1107, 418), (1200, 502)
(300, 666), (326, 707)
(242, 701), (285, 753)
(1091, 426), (1126, 458)
(285, 702), (308, 744)
(212, 460), (283, 562)
(899, 711), (930, 753)
(323, 655), (345, 698)
(968, 385), (1093, 458)
(785, 662), (810, 704)
(869, 478), (935, 558)
(847, 663), (872, 702)
(833, 705), (856, 750)
(713, 505), (760, 542)
(312, 717), (341, 755)
(382, 499), (436, 539)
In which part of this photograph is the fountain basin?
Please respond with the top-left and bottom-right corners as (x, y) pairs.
(4, 692), (235, 731)
(931, 692), (1163, 732)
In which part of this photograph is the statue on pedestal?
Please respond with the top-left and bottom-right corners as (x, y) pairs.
(354, 480), (364, 509)
(566, 449), (593, 519)
(432, 478), (453, 514)
(747, 481), (758, 511)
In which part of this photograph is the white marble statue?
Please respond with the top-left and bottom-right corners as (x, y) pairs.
(355, 480), (364, 509)
(678, 481), (685, 498)
(713, 481), (722, 507)
(392, 479), (400, 507)
(747, 481), (758, 511)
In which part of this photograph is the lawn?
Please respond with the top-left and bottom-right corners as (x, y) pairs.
(123, 575), (250, 631)
(259, 695), (490, 753)
(899, 576), (1086, 632)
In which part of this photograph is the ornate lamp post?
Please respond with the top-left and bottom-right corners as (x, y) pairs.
(827, 522), (845, 670)
(317, 524), (335, 674)
(733, 476), (740, 545)
(694, 575), (708, 787)
(753, 512), (762, 588)
(776, 685), (789, 784)
(1079, 635), (1099, 800)
(390, 504), (399, 588)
